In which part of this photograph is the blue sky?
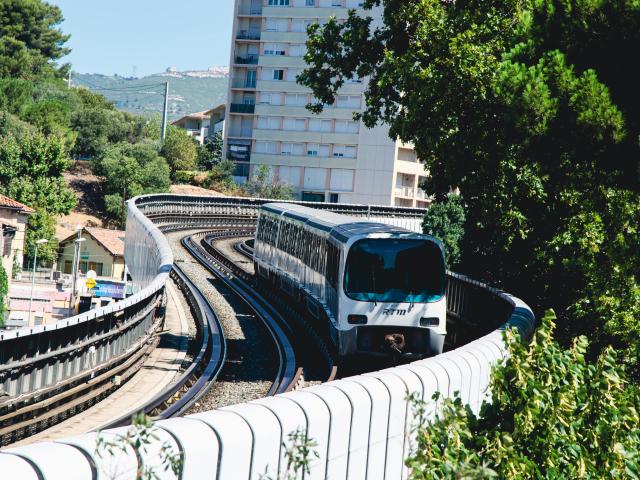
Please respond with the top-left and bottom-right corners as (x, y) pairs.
(49, 0), (234, 77)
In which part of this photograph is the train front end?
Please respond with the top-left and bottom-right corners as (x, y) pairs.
(336, 233), (446, 358)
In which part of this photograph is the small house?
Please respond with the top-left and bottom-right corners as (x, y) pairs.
(0, 194), (34, 280)
(58, 227), (125, 280)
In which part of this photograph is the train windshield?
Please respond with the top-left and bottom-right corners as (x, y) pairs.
(344, 238), (445, 303)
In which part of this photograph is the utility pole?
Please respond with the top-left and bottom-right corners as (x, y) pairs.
(161, 81), (169, 145)
(68, 230), (85, 317)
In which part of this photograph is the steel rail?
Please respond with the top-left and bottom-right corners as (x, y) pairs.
(200, 231), (338, 385)
(99, 263), (227, 428)
(182, 234), (300, 395)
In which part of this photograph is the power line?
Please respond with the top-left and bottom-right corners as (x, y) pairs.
(75, 77), (166, 93)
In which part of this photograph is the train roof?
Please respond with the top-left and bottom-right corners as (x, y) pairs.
(261, 202), (421, 243)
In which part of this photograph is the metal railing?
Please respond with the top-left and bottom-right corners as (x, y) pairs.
(0, 198), (172, 435)
(230, 103), (256, 114)
(236, 30), (261, 40)
(235, 55), (259, 65)
(231, 78), (257, 89)
(237, 5), (262, 15)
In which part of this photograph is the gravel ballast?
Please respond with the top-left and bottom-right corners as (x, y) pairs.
(166, 230), (278, 413)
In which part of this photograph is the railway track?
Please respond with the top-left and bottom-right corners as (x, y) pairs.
(200, 231), (338, 385)
(100, 263), (226, 427)
(181, 233), (302, 395)
(3, 221), (337, 446)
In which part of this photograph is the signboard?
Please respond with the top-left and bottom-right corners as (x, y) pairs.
(85, 277), (97, 289)
(93, 279), (127, 299)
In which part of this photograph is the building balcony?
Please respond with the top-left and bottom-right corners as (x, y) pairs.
(231, 78), (257, 89)
(227, 127), (254, 138)
(236, 30), (261, 41)
(230, 103), (256, 114)
(227, 145), (251, 162)
(237, 5), (262, 15)
(395, 186), (415, 198)
(235, 55), (259, 65)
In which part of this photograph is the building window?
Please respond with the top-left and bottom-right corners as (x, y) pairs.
(289, 44), (307, 57)
(281, 143), (304, 156)
(335, 120), (359, 133)
(256, 141), (277, 154)
(285, 94), (308, 106)
(309, 119), (332, 132)
(306, 0), (315, 5)
(79, 261), (104, 276)
(336, 95), (361, 108)
(257, 116), (280, 130)
(307, 144), (329, 156)
(283, 118), (306, 131)
(260, 93), (282, 105)
(287, 69), (302, 81)
(264, 43), (286, 56)
(333, 145), (356, 158)
(265, 18), (288, 31)
(273, 69), (285, 81)
(268, 0), (289, 5)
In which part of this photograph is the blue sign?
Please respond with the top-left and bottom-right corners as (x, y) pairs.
(93, 280), (127, 299)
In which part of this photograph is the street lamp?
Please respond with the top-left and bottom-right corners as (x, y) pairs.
(68, 236), (86, 317)
(28, 239), (48, 325)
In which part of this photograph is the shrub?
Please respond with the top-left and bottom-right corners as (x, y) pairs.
(406, 310), (640, 479)
(422, 193), (465, 268)
(173, 170), (198, 184)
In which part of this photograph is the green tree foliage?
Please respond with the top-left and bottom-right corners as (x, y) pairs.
(0, 0), (70, 80)
(407, 311), (640, 479)
(299, 0), (640, 367)
(71, 96), (149, 159)
(0, 261), (7, 325)
(245, 165), (294, 200)
(24, 209), (57, 264)
(0, 78), (35, 115)
(161, 125), (198, 177)
(0, 133), (75, 216)
(197, 130), (223, 171)
(0, 36), (52, 80)
(422, 193), (466, 268)
(0, 109), (35, 139)
(0, 133), (75, 263)
(204, 159), (236, 190)
(94, 142), (170, 224)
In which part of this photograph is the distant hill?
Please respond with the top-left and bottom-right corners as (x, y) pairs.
(73, 68), (229, 120)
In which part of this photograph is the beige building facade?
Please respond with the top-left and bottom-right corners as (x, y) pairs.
(223, 0), (430, 207)
(0, 194), (33, 281)
(58, 227), (126, 281)
(172, 104), (226, 144)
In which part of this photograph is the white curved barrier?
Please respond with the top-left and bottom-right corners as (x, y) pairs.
(0, 194), (535, 479)
(0, 292), (534, 479)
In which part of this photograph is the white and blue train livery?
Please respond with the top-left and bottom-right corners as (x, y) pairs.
(253, 203), (447, 358)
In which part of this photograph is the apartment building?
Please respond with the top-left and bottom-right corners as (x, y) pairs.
(224, 0), (430, 207)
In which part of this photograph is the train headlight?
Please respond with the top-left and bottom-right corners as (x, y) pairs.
(348, 314), (368, 325)
(420, 317), (439, 327)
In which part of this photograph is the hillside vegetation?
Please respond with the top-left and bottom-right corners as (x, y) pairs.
(73, 71), (229, 120)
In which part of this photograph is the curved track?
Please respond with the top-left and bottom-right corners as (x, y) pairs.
(182, 234), (301, 395)
(100, 263), (227, 427)
(200, 231), (338, 385)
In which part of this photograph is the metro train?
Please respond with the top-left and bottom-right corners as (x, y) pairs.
(253, 203), (447, 358)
